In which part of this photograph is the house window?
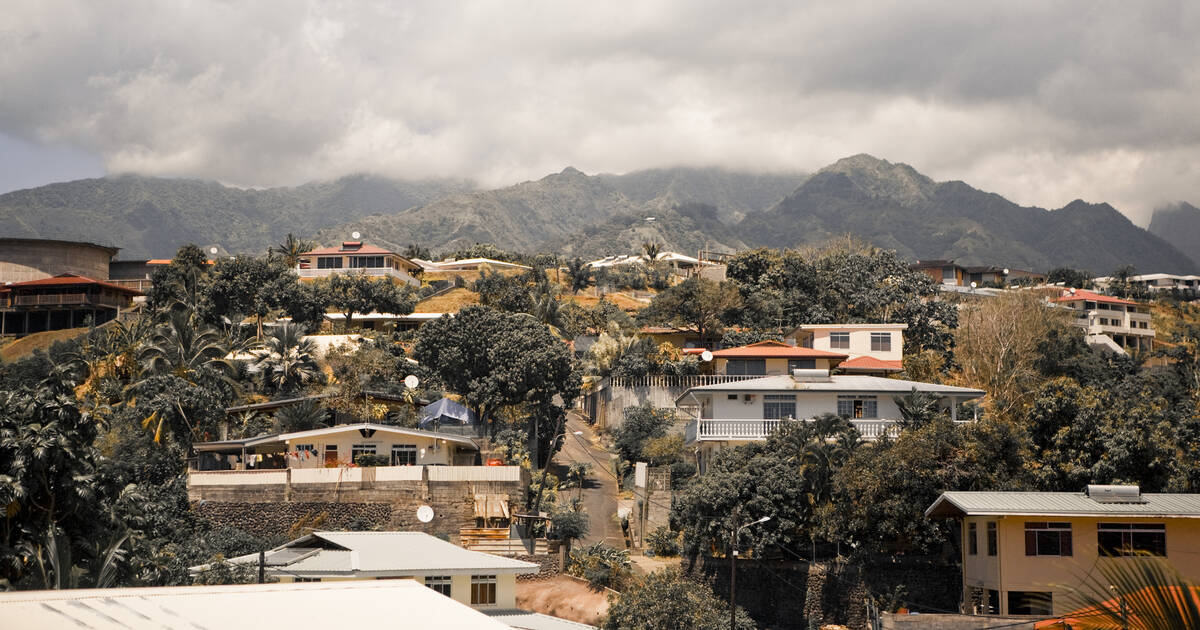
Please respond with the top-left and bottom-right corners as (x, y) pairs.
(763, 395), (796, 420)
(870, 333), (891, 352)
(987, 522), (998, 556)
(351, 444), (378, 461)
(391, 444), (418, 466)
(1025, 522), (1072, 556)
(351, 255), (386, 268)
(295, 577), (321, 583)
(425, 575), (452, 597)
(323, 444), (339, 466)
(471, 575), (497, 605)
(726, 359), (766, 375)
(1008, 591), (1052, 616)
(787, 359), (816, 371)
(985, 589), (1000, 615)
(830, 332), (850, 349)
(1098, 522), (1167, 557)
(968, 522), (978, 555)
(316, 257), (343, 269)
(837, 395), (877, 419)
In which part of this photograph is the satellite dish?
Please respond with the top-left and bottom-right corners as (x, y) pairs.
(970, 281), (977, 289)
(351, 231), (361, 239)
(1003, 268), (1010, 275)
(416, 505), (434, 523)
(404, 374), (419, 389)
(209, 247), (218, 255)
(700, 350), (713, 362)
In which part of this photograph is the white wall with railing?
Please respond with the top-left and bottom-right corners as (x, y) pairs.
(187, 465), (521, 487)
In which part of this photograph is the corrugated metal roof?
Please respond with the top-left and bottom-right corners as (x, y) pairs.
(484, 610), (599, 630)
(925, 491), (1200, 519)
(677, 374), (985, 402)
(0, 581), (511, 630)
(272, 423), (479, 449)
(222, 532), (539, 577)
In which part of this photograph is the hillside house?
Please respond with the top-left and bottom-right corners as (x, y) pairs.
(297, 241), (421, 286)
(911, 260), (1046, 287)
(1093, 272), (1200, 295)
(1055, 288), (1154, 354)
(926, 486), (1200, 616)
(710, 340), (847, 375)
(679, 370), (984, 472)
(199, 531), (538, 609)
(785, 323), (907, 375)
(0, 273), (141, 337)
(415, 257), (532, 272)
(588, 251), (719, 275)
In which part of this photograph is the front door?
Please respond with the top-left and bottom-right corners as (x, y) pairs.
(324, 445), (339, 467)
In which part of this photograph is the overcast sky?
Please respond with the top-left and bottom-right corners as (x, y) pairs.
(2, 1), (1197, 224)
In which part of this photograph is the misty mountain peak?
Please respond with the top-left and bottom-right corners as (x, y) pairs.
(817, 154), (935, 205)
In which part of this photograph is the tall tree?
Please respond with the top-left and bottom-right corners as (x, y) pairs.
(206, 255), (301, 338)
(253, 323), (322, 394)
(271, 233), (314, 268)
(638, 277), (742, 345)
(413, 305), (580, 436)
(322, 273), (416, 331)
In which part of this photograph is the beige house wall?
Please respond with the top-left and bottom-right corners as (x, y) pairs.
(284, 432), (472, 468)
(275, 574), (518, 609)
(961, 514), (1200, 615)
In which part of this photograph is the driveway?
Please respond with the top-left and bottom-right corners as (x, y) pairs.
(551, 412), (625, 548)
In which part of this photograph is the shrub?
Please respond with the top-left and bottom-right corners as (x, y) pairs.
(354, 453), (390, 467)
(568, 542), (632, 589)
(645, 526), (681, 557)
(549, 507), (590, 547)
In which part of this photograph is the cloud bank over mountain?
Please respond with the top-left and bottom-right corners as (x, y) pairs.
(2, 1), (1198, 222)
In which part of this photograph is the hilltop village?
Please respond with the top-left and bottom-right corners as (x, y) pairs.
(4, 234), (1200, 629)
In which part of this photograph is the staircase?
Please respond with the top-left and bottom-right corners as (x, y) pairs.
(459, 527), (556, 556)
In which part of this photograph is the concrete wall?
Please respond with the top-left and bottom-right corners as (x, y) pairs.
(791, 328), (904, 363)
(0, 239), (113, 283)
(882, 614), (1037, 629)
(189, 468), (527, 540)
(273, 574), (521, 609)
(963, 514), (1200, 615)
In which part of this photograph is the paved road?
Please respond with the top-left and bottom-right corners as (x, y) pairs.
(551, 412), (625, 548)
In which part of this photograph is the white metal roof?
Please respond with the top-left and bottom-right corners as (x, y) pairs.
(789, 323), (909, 331)
(273, 423), (479, 449)
(925, 491), (1200, 519)
(485, 610), (599, 630)
(219, 531), (539, 577)
(0, 580), (512, 630)
(677, 374), (985, 403)
(324, 311), (445, 321)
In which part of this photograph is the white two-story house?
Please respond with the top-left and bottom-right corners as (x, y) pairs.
(296, 241), (422, 286)
(785, 323), (908, 375)
(1055, 288), (1154, 354)
(679, 369), (984, 472)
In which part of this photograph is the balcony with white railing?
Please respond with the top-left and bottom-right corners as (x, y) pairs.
(687, 417), (971, 442)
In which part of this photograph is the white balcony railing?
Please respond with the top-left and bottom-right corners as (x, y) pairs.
(688, 417), (946, 442)
(296, 267), (408, 279)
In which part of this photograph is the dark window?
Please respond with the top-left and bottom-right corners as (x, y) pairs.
(471, 575), (497, 605)
(987, 522), (997, 556)
(787, 359), (816, 371)
(1024, 522), (1072, 556)
(986, 589), (1000, 615)
(351, 255), (386, 268)
(1098, 522), (1166, 557)
(425, 575), (451, 596)
(837, 396), (877, 419)
(351, 444), (378, 460)
(1007, 591), (1052, 616)
(870, 332), (891, 352)
(295, 577), (321, 583)
(968, 522), (978, 555)
(726, 359), (766, 375)
(316, 257), (343, 269)
(391, 444), (417, 466)
(727, 394), (738, 400)
(763, 394), (796, 420)
(830, 332), (850, 349)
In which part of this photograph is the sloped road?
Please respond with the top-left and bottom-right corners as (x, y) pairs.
(551, 412), (625, 548)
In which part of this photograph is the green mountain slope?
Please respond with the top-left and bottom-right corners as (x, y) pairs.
(1148, 202), (1200, 269)
(0, 174), (474, 258)
(739, 155), (1197, 274)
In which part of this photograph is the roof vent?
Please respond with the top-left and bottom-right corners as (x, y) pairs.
(1085, 484), (1143, 504)
(792, 368), (832, 383)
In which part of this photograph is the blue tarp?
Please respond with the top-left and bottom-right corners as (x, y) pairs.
(418, 398), (477, 430)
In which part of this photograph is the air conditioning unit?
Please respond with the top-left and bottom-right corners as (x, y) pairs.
(742, 394), (754, 404)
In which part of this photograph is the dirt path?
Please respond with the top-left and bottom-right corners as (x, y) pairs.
(552, 413), (625, 548)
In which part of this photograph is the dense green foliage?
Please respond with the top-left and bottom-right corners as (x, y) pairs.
(603, 569), (756, 630)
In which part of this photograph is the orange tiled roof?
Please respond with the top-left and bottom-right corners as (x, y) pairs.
(1055, 288), (1139, 306)
(838, 356), (904, 372)
(711, 340), (848, 359)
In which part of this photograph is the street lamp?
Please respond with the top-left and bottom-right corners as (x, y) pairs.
(730, 515), (771, 630)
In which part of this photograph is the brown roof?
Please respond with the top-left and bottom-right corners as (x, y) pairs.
(6, 273), (143, 295)
(838, 356), (904, 372)
(711, 340), (848, 359)
(302, 242), (396, 256)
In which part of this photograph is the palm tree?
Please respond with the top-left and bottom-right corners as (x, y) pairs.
(642, 241), (662, 262)
(138, 307), (234, 381)
(1061, 555), (1200, 629)
(272, 233), (315, 268)
(253, 323), (322, 393)
(274, 399), (329, 433)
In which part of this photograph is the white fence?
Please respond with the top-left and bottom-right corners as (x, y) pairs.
(688, 418), (975, 442)
(187, 465), (519, 487)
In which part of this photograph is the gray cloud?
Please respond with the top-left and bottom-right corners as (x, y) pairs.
(1, 1), (1198, 222)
